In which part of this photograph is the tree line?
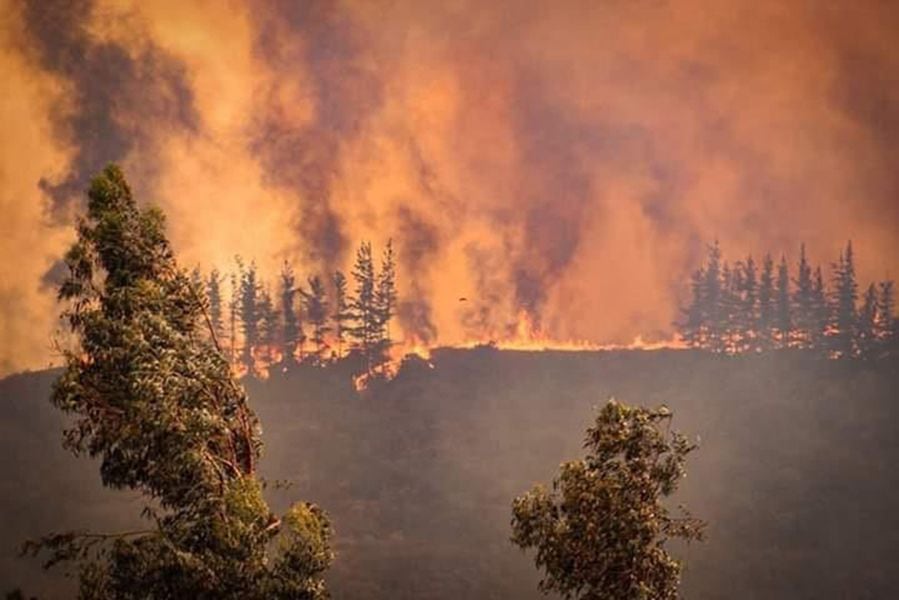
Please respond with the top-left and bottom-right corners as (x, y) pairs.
(191, 240), (397, 375)
(678, 241), (897, 359)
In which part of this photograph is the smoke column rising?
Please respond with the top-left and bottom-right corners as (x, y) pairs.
(1, 0), (898, 374)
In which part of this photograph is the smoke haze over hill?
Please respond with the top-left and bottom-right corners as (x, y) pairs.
(2, 350), (898, 597)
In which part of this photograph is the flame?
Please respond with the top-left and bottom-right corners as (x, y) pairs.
(228, 311), (683, 390)
(447, 310), (682, 353)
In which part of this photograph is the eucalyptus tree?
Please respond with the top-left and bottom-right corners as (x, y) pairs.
(29, 165), (333, 599)
(511, 399), (704, 600)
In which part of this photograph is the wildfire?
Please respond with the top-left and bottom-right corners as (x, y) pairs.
(386, 311), (683, 368)
(447, 311), (682, 354)
(231, 312), (683, 392)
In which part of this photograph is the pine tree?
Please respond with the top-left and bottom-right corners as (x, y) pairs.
(739, 256), (758, 353)
(349, 241), (377, 368)
(34, 164), (333, 598)
(207, 269), (224, 341)
(720, 261), (741, 354)
(228, 265), (240, 365)
(857, 284), (878, 359)
(374, 239), (398, 360)
(258, 286), (278, 366)
(240, 261), (263, 371)
(810, 266), (828, 351)
(828, 241), (859, 358)
(332, 271), (352, 358)
(703, 241), (725, 353)
(792, 244), (815, 349)
(190, 265), (203, 293)
(279, 262), (301, 364)
(876, 280), (896, 355)
(758, 254), (775, 351)
(301, 275), (330, 360)
(679, 266), (707, 349)
(775, 255), (792, 349)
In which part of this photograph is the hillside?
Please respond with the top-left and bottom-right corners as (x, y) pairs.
(2, 349), (898, 598)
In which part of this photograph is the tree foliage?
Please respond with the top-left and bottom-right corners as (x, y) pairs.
(679, 240), (895, 360)
(33, 165), (333, 598)
(511, 399), (704, 600)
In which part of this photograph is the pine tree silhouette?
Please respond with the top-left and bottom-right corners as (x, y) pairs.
(679, 264), (708, 349)
(301, 275), (330, 361)
(239, 260), (262, 371)
(257, 285), (278, 365)
(703, 241), (725, 353)
(737, 256), (758, 353)
(792, 244), (815, 349)
(279, 262), (301, 365)
(350, 241), (378, 370)
(758, 254), (775, 351)
(811, 266), (828, 350)
(876, 280), (896, 356)
(828, 241), (859, 358)
(375, 239), (398, 361)
(857, 284), (878, 359)
(332, 270), (352, 358)
(775, 255), (792, 349)
(228, 264), (240, 364)
(206, 269), (224, 342)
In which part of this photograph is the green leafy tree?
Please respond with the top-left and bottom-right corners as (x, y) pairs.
(511, 399), (704, 600)
(31, 165), (333, 599)
(332, 270), (352, 358)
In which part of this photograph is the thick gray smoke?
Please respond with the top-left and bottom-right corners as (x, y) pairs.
(396, 205), (439, 344)
(248, 0), (383, 274)
(18, 0), (198, 215)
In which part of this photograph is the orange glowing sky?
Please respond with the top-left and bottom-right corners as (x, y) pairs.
(1, 0), (898, 375)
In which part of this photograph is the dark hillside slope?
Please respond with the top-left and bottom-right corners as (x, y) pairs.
(2, 350), (898, 598)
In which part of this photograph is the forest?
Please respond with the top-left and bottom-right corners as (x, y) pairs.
(678, 241), (896, 359)
(194, 240), (398, 377)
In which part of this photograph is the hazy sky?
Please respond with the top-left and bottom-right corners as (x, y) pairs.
(1, 0), (897, 374)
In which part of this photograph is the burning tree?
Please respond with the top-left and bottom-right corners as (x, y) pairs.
(301, 275), (330, 360)
(511, 399), (704, 600)
(375, 239), (398, 359)
(332, 270), (352, 357)
(677, 240), (896, 360)
(30, 165), (333, 598)
(279, 261), (303, 365)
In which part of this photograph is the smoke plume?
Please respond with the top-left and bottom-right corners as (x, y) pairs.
(2, 0), (898, 375)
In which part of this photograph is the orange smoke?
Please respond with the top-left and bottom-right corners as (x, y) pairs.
(1, 0), (898, 376)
